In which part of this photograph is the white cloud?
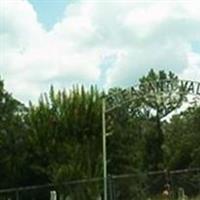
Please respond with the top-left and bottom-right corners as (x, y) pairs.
(0, 0), (101, 103)
(180, 52), (200, 81)
(102, 1), (200, 87)
(0, 0), (200, 103)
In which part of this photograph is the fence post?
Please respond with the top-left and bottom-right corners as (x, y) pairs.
(163, 169), (171, 200)
(16, 189), (19, 200)
(111, 176), (117, 200)
(50, 190), (57, 200)
(108, 175), (113, 200)
(108, 175), (117, 200)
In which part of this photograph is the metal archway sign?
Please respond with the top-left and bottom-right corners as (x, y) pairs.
(105, 79), (200, 113)
(102, 79), (200, 200)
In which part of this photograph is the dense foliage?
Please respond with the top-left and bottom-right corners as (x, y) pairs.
(0, 70), (199, 198)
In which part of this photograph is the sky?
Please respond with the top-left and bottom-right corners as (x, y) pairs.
(1, 0), (200, 103)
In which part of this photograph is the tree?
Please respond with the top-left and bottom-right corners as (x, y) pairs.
(25, 85), (103, 199)
(137, 69), (186, 170)
(106, 70), (187, 173)
(0, 79), (27, 188)
(164, 105), (200, 169)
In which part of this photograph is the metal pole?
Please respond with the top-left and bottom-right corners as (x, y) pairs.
(16, 189), (19, 200)
(102, 98), (107, 200)
(108, 175), (113, 200)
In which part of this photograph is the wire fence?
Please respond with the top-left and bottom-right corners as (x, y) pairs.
(0, 168), (199, 200)
(110, 168), (200, 200)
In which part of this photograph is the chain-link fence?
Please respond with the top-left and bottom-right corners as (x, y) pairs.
(110, 168), (200, 200)
(0, 178), (103, 200)
(0, 168), (199, 200)
(0, 184), (54, 200)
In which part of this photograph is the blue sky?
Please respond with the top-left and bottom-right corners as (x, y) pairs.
(192, 41), (200, 53)
(1, 0), (200, 103)
(28, 0), (72, 30)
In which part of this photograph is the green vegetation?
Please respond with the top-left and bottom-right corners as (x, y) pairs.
(0, 70), (199, 199)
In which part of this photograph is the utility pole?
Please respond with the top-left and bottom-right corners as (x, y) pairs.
(102, 98), (107, 200)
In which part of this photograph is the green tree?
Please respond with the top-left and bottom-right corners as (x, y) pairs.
(164, 105), (200, 169)
(25, 85), (103, 199)
(138, 69), (186, 170)
(0, 79), (27, 188)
